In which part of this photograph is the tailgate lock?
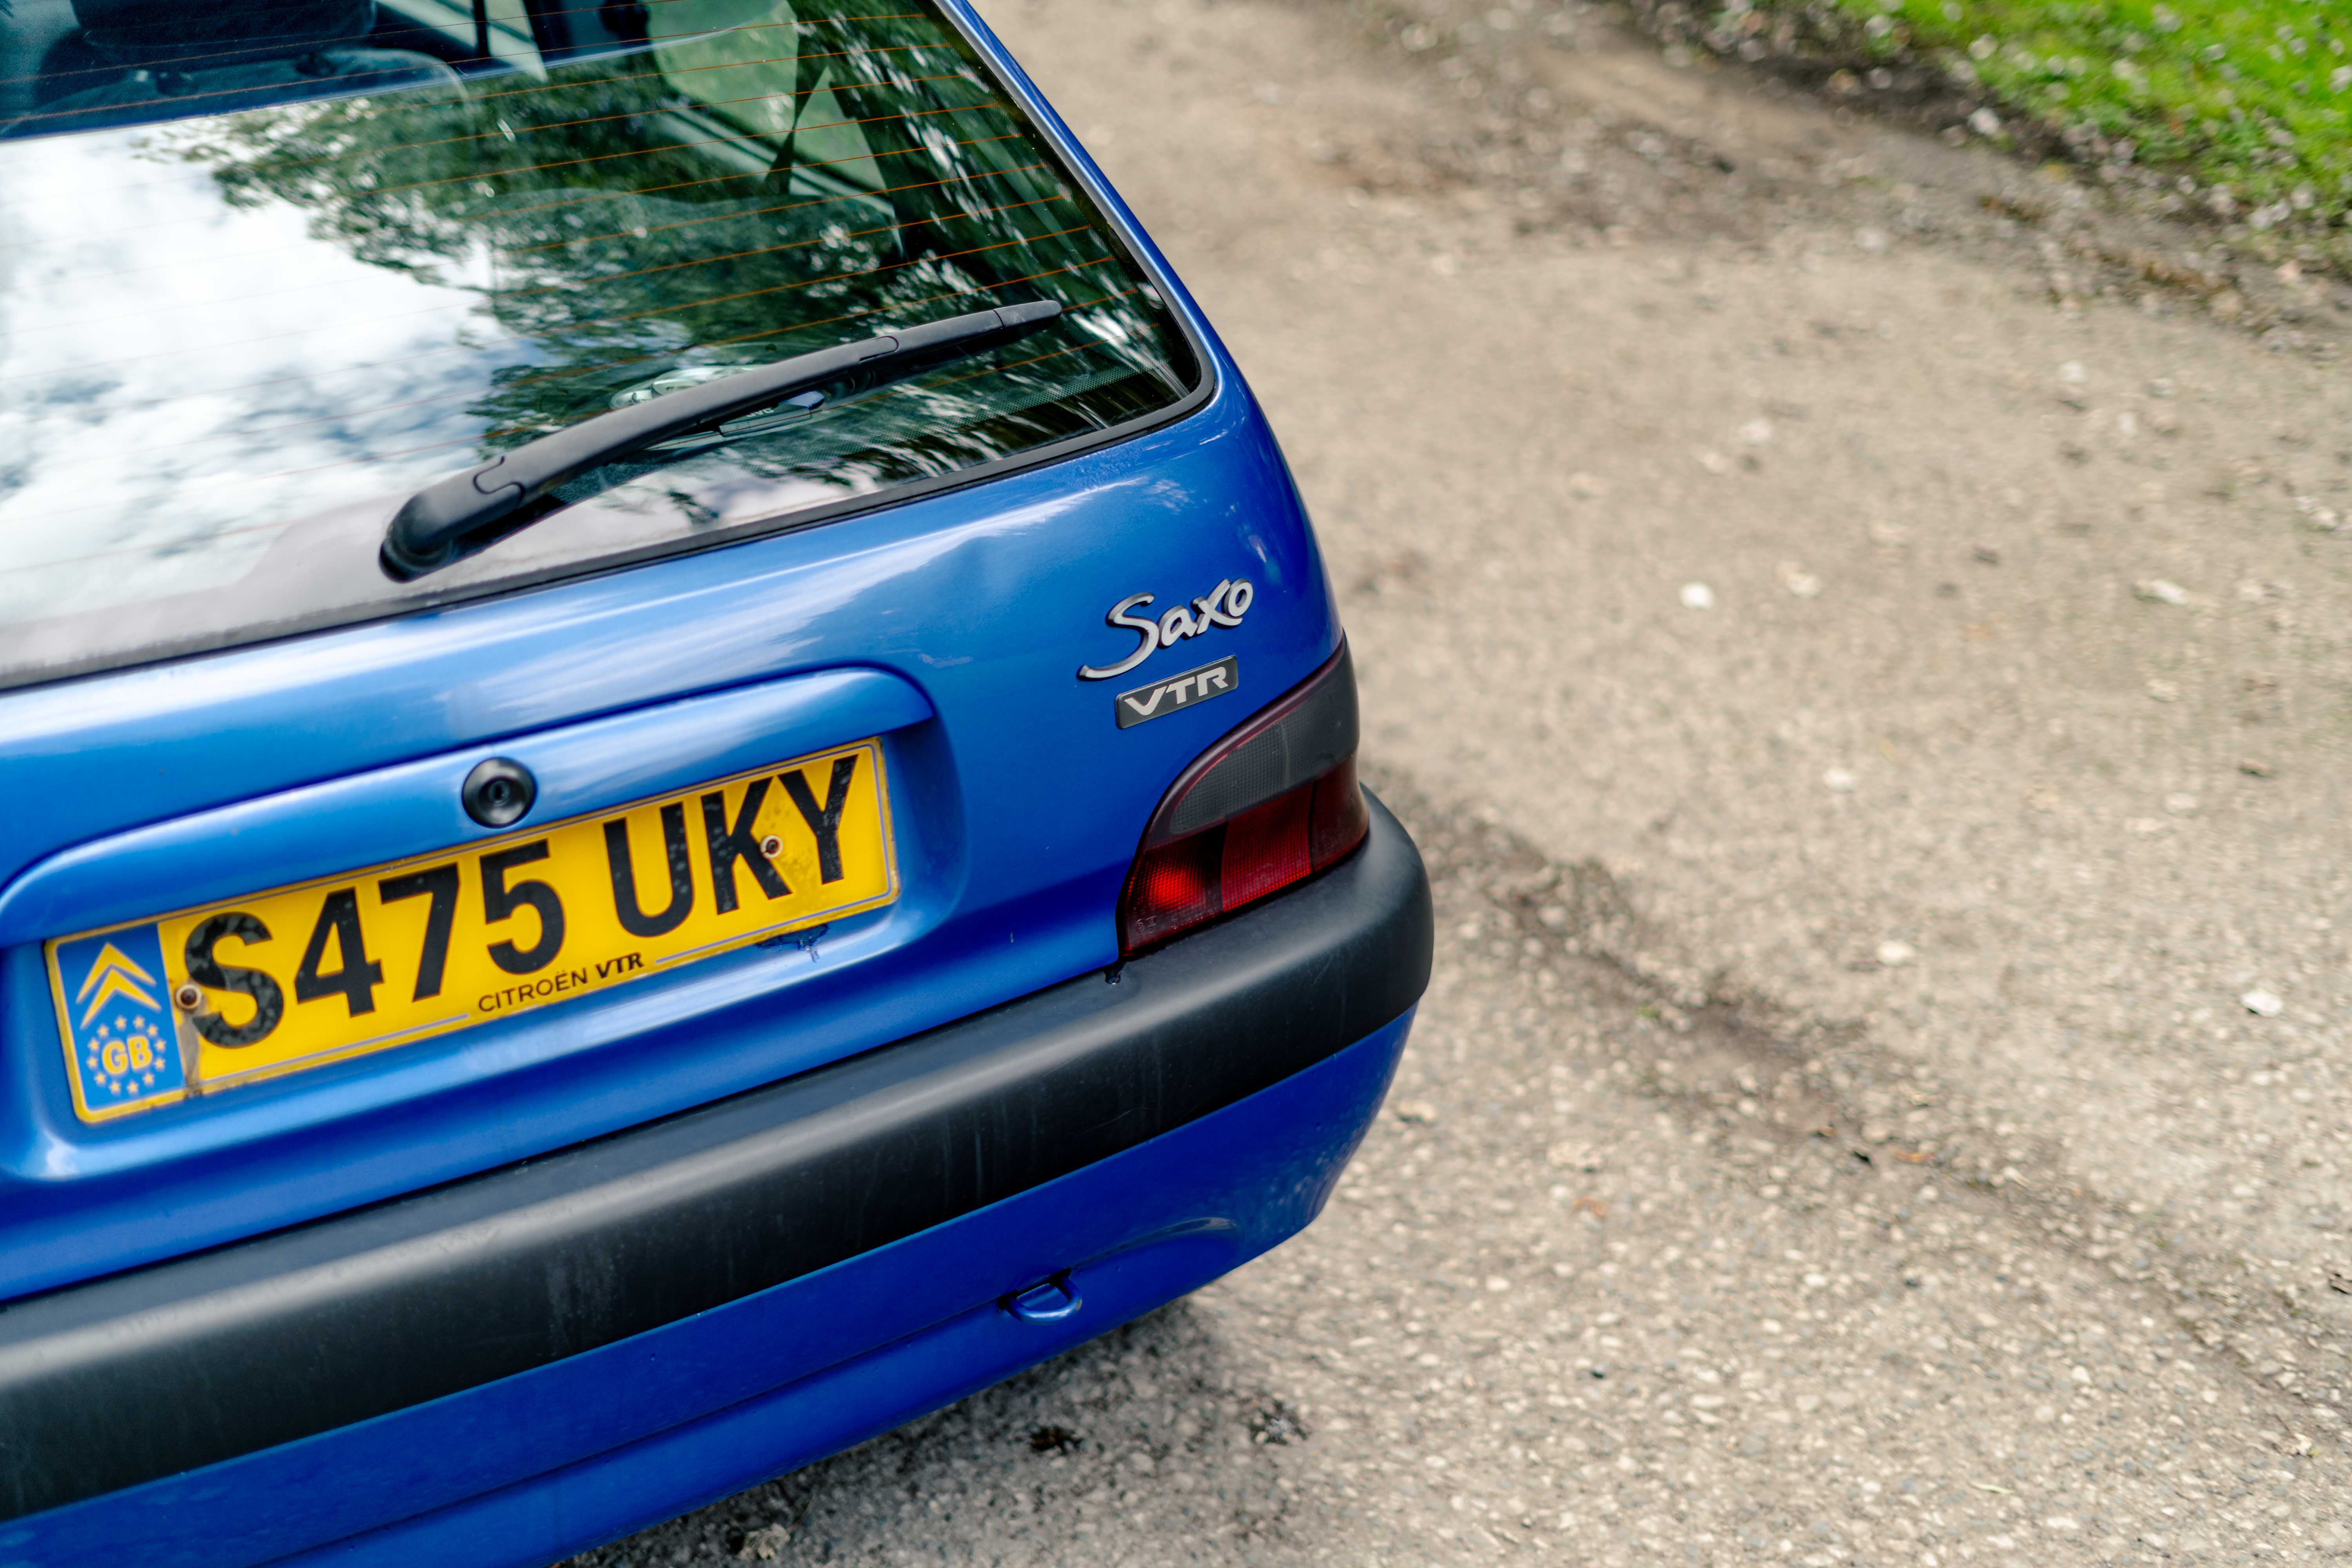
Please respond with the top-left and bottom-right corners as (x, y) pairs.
(462, 758), (537, 828)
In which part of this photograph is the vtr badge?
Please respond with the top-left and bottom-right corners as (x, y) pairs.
(50, 924), (190, 1120)
(1115, 655), (1239, 728)
(1076, 577), (1253, 681)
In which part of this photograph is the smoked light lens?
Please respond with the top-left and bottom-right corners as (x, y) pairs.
(1117, 644), (1368, 954)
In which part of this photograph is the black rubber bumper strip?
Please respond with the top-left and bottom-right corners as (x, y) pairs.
(0, 796), (1430, 1523)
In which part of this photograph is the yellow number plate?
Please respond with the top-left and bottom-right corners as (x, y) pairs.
(46, 740), (897, 1122)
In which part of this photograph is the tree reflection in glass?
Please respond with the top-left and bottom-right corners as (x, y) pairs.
(0, 0), (1192, 629)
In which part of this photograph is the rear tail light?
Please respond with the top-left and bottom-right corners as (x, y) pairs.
(1118, 642), (1370, 953)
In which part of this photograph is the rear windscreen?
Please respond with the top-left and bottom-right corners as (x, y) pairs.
(0, 0), (1201, 688)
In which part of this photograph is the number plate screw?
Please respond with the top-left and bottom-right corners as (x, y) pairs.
(174, 982), (203, 1011)
(759, 833), (784, 859)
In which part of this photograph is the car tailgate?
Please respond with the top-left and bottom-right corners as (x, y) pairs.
(0, 378), (1341, 1301)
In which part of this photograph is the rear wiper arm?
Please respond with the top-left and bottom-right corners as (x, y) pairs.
(380, 299), (1062, 580)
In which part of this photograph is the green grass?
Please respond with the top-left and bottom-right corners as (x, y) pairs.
(1722, 1), (2352, 232)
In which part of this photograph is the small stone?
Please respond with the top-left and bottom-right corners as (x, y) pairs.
(1680, 581), (1716, 610)
(2145, 678), (2180, 702)
(2135, 579), (2188, 605)
(1967, 107), (2001, 137)
(1877, 940), (1916, 968)
(2056, 359), (2087, 385)
(1738, 418), (1774, 446)
(734, 1523), (792, 1562)
(1567, 471), (1605, 499)
(2162, 792), (2198, 816)
(2292, 496), (2341, 531)
(1485, 1275), (1513, 1292)
(2243, 989), (2284, 1018)
(1855, 226), (1889, 252)
(1823, 767), (1857, 793)
(2125, 817), (2167, 835)
(1027, 1425), (1082, 1454)
(1777, 561), (1821, 597)
(2238, 758), (2275, 778)
(1695, 447), (1731, 474)
(2147, 377), (2176, 398)
(1394, 1100), (1439, 1124)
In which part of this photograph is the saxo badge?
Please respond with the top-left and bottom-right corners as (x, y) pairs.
(51, 925), (190, 1120)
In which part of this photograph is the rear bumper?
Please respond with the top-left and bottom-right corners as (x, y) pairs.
(0, 795), (1431, 1566)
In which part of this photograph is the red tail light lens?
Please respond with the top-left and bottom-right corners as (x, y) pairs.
(1118, 643), (1369, 953)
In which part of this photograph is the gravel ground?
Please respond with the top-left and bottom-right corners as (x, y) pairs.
(570, 2), (2352, 1563)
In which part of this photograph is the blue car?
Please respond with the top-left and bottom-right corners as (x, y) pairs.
(0, 0), (1431, 1561)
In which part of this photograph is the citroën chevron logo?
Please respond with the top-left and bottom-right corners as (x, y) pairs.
(52, 924), (189, 1118)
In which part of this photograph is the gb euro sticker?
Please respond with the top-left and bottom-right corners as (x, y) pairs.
(1076, 578), (1253, 681)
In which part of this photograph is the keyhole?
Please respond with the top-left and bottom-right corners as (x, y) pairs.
(462, 757), (537, 827)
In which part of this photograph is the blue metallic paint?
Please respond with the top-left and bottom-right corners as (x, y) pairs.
(0, 669), (936, 946)
(0, 1013), (1410, 1568)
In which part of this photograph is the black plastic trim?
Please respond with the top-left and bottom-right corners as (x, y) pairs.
(0, 797), (1430, 1523)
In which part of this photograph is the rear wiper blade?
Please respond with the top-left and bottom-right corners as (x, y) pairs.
(379, 299), (1062, 581)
